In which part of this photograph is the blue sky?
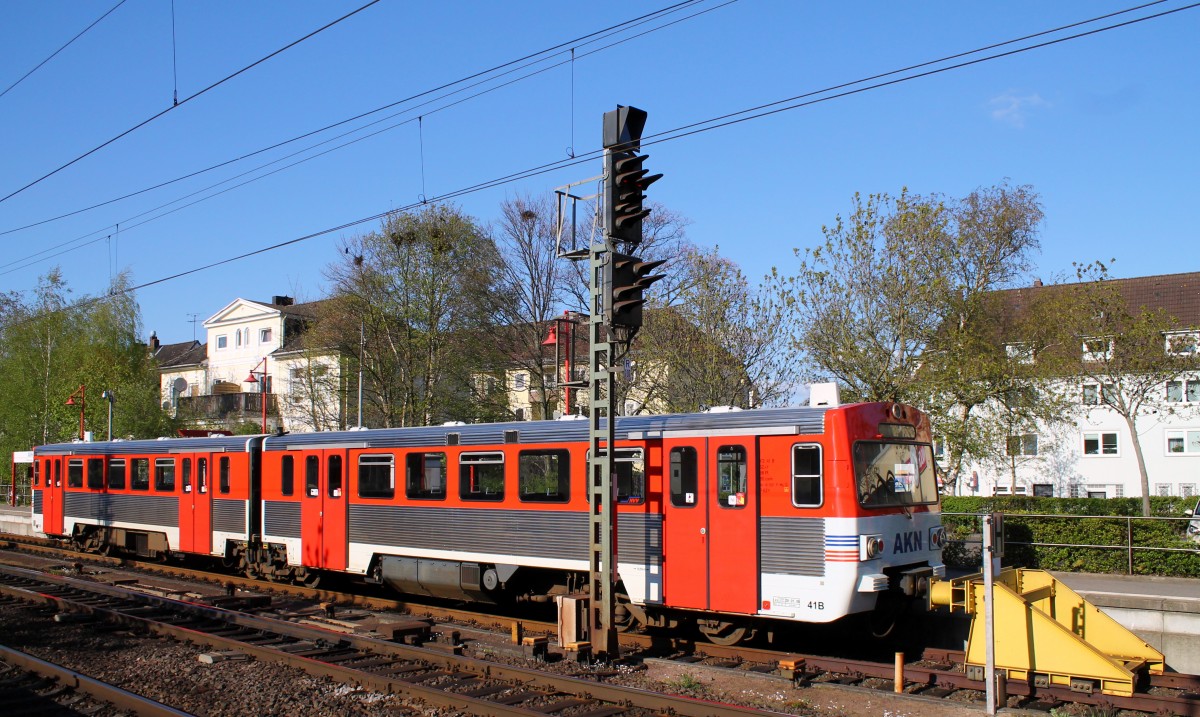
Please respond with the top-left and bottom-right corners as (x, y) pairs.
(1, 0), (1197, 344)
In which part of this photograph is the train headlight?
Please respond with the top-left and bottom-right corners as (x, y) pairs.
(859, 534), (885, 560)
(929, 526), (947, 550)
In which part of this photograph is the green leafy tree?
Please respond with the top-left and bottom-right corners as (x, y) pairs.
(772, 183), (1073, 490)
(321, 205), (504, 427)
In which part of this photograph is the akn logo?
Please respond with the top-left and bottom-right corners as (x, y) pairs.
(893, 530), (924, 554)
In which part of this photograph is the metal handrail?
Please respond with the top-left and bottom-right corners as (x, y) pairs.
(942, 510), (1200, 575)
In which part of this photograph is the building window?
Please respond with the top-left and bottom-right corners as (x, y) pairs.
(1115, 485), (1123, 498)
(1082, 337), (1113, 362)
(514, 408), (525, 421)
(1005, 342), (1035, 364)
(1032, 483), (1054, 497)
(1165, 429), (1200, 455)
(1182, 483), (1196, 498)
(1166, 331), (1199, 356)
(1083, 431), (1118, 456)
(1082, 383), (1115, 406)
(1155, 483), (1171, 497)
(1068, 483), (1082, 498)
(1006, 434), (1038, 456)
(1166, 379), (1200, 403)
(216, 334), (228, 349)
(1087, 490), (1107, 499)
(235, 329), (243, 348)
(260, 328), (272, 344)
(514, 373), (527, 391)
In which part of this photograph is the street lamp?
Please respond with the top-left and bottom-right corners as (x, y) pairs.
(64, 385), (86, 440)
(244, 357), (269, 433)
(101, 390), (115, 441)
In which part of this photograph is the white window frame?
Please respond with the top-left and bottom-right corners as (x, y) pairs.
(514, 373), (527, 391)
(1082, 336), (1113, 362)
(1166, 379), (1200, 403)
(1082, 382), (1114, 406)
(1005, 342), (1035, 364)
(1083, 431), (1119, 457)
(1166, 331), (1199, 356)
(259, 328), (273, 344)
(216, 334), (228, 350)
(1006, 433), (1039, 457)
(1164, 428), (1200, 456)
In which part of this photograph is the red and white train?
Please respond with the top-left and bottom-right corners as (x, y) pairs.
(29, 402), (946, 643)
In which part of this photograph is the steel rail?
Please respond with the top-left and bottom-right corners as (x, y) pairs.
(0, 644), (194, 717)
(0, 564), (791, 717)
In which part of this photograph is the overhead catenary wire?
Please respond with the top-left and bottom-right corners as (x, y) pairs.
(0, 0), (384, 206)
(0, 0), (731, 273)
(0, 0), (712, 238)
(0, 0), (129, 101)
(4, 0), (1195, 325)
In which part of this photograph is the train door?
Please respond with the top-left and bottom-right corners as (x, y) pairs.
(663, 438), (708, 609)
(179, 455), (213, 554)
(706, 440), (758, 614)
(44, 457), (64, 536)
(299, 450), (347, 570)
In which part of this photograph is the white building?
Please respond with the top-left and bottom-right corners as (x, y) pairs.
(157, 296), (345, 433)
(957, 272), (1200, 500)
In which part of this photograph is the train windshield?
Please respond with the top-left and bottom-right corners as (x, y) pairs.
(853, 441), (939, 507)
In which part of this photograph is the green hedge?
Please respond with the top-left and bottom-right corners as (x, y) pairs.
(940, 496), (1200, 577)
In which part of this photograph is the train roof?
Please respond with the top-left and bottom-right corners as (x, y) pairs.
(34, 434), (262, 456)
(261, 406), (832, 451)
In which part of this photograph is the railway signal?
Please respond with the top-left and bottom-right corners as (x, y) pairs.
(610, 253), (666, 330)
(602, 106), (661, 247)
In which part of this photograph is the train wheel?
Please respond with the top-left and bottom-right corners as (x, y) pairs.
(698, 620), (755, 646)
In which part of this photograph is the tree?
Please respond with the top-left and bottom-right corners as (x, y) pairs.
(636, 247), (798, 412)
(1066, 263), (1200, 516)
(0, 270), (173, 465)
(322, 205), (504, 427)
(772, 183), (1073, 490)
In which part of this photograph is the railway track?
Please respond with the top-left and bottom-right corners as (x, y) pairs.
(0, 641), (191, 717)
(0, 562), (787, 717)
(5, 534), (1200, 716)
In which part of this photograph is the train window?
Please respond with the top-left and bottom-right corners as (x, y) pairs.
(518, 450), (570, 503)
(32, 461), (39, 486)
(853, 441), (939, 507)
(108, 460), (126, 489)
(716, 446), (747, 508)
(306, 455), (320, 497)
(791, 444), (822, 507)
(281, 455), (294, 496)
(669, 447), (698, 507)
(460, 452), (504, 501)
(131, 459), (150, 491)
(182, 459), (192, 493)
(55, 459), (61, 487)
(67, 459), (84, 488)
(154, 458), (176, 492)
(405, 452), (446, 500)
(87, 459), (105, 490)
(358, 454), (395, 499)
(328, 455), (342, 498)
(584, 449), (645, 504)
(197, 458), (207, 493)
(219, 457), (230, 494)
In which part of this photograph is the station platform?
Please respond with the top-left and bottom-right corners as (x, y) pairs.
(1051, 571), (1200, 674)
(0, 504), (33, 537)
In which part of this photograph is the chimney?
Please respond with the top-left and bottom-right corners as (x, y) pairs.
(149, 331), (160, 352)
(1032, 278), (1043, 288)
(272, 295), (294, 306)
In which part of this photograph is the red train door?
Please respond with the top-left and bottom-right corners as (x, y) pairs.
(179, 455), (213, 554)
(44, 458), (64, 536)
(706, 440), (759, 614)
(663, 438), (708, 609)
(300, 450), (347, 570)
